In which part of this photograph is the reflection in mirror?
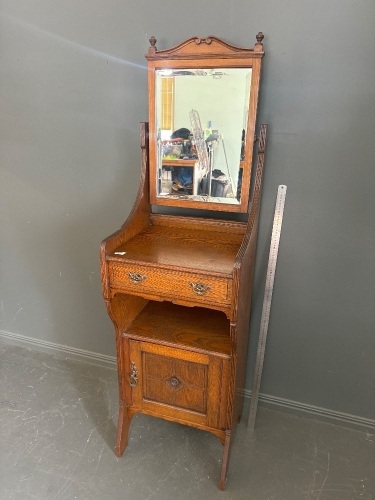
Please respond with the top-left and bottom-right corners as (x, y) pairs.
(155, 68), (252, 204)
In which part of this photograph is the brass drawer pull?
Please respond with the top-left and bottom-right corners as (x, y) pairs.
(129, 362), (138, 388)
(128, 272), (147, 284)
(189, 282), (211, 296)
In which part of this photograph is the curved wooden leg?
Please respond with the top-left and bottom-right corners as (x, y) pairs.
(114, 401), (132, 457)
(218, 430), (232, 490)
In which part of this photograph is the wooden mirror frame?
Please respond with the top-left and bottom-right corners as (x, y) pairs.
(146, 33), (264, 213)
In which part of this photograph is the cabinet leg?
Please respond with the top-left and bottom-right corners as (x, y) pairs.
(114, 401), (132, 457)
(218, 430), (232, 490)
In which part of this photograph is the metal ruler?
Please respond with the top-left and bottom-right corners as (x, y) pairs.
(248, 184), (287, 432)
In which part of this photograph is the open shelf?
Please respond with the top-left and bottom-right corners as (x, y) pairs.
(124, 301), (231, 359)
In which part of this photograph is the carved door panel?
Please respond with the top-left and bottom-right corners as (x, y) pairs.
(128, 340), (230, 430)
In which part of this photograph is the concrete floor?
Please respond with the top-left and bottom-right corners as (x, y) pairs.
(0, 343), (374, 500)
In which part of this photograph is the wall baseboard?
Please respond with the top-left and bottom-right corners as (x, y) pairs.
(241, 389), (375, 432)
(1, 329), (374, 431)
(0, 329), (117, 369)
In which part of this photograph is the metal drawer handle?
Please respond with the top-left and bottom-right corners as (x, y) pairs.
(167, 376), (182, 390)
(129, 362), (138, 388)
(128, 272), (147, 284)
(189, 282), (211, 296)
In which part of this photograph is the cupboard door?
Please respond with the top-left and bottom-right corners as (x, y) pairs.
(128, 340), (229, 429)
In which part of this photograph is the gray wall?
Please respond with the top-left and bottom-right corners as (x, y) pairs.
(1, 1), (374, 420)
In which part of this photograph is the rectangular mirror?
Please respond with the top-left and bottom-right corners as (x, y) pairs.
(146, 35), (264, 213)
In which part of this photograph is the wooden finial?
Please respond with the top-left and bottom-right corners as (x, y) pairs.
(254, 32), (264, 51)
(148, 36), (157, 56)
(256, 32), (264, 44)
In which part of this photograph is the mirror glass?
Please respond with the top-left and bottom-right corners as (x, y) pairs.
(155, 67), (252, 204)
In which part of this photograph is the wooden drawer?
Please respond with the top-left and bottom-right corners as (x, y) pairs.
(128, 341), (230, 429)
(108, 261), (231, 306)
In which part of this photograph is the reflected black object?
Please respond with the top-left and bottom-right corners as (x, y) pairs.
(200, 170), (231, 198)
(171, 128), (191, 140)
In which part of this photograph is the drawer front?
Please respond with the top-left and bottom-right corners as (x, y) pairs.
(108, 261), (230, 305)
(128, 341), (229, 429)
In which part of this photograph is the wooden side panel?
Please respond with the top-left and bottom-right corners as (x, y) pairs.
(100, 123), (151, 301)
(231, 125), (267, 425)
